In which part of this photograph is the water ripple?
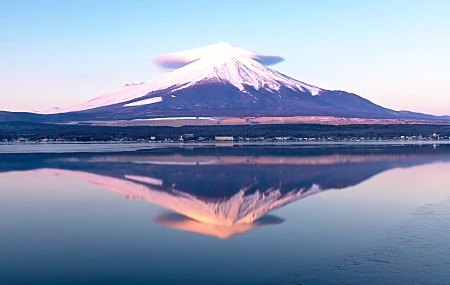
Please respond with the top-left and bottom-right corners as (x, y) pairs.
(261, 199), (450, 285)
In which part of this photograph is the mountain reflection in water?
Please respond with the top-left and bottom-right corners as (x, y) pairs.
(155, 212), (285, 239)
(1, 144), (450, 238)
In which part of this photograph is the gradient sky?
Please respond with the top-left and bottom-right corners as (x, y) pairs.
(1, 0), (449, 115)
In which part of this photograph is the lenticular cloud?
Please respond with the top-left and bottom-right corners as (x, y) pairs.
(153, 42), (284, 69)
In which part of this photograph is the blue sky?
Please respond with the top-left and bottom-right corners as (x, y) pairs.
(1, 0), (449, 115)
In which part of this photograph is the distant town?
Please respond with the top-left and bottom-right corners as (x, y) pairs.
(2, 131), (449, 144)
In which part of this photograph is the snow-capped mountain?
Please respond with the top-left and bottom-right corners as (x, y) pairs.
(40, 57), (320, 114)
(40, 43), (321, 115)
(3, 42), (446, 122)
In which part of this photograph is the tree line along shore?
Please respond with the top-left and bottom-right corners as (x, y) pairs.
(1, 121), (449, 143)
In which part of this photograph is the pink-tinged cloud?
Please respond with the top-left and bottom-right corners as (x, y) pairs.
(153, 42), (284, 69)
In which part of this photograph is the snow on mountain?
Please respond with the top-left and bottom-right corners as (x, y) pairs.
(123, 96), (162, 107)
(36, 106), (61, 114)
(39, 43), (322, 114)
(166, 56), (322, 94)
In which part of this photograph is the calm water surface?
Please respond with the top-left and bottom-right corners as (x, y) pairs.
(1, 144), (449, 284)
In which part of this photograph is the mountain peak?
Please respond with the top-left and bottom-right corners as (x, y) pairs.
(163, 55), (321, 94)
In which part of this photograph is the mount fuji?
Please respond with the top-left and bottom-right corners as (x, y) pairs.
(1, 42), (448, 123)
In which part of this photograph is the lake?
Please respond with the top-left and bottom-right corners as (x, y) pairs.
(1, 144), (449, 285)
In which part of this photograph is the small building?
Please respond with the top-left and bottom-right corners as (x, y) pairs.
(215, 136), (234, 141)
(182, 134), (195, 140)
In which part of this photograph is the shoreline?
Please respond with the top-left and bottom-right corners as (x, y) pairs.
(1, 140), (450, 154)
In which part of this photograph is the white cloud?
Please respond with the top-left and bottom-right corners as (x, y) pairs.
(153, 42), (284, 69)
